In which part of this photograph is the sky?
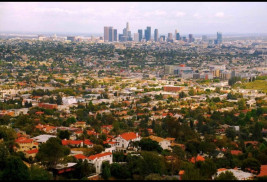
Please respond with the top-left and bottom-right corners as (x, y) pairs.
(0, 2), (267, 36)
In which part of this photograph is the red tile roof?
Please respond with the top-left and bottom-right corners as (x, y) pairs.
(119, 132), (138, 141)
(84, 139), (93, 145)
(179, 170), (185, 175)
(257, 165), (267, 177)
(16, 137), (33, 143)
(87, 130), (97, 135)
(26, 149), (38, 154)
(62, 139), (83, 145)
(231, 150), (243, 155)
(74, 154), (87, 160)
(190, 155), (205, 163)
(88, 152), (112, 160)
(217, 168), (227, 172)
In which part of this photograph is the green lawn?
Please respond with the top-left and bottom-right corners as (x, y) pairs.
(236, 80), (267, 93)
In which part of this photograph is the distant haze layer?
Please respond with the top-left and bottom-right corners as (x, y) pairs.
(0, 2), (267, 35)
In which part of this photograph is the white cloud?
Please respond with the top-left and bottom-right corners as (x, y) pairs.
(33, 7), (75, 15)
(193, 13), (201, 19)
(215, 12), (224, 18)
(144, 10), (167, 17)
(174, 11), (186, 17)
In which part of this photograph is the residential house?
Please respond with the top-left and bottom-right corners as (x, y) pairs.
(87, 152), (113, 174)
(115, 132), (141, 152)
(148, 135), (172, 150)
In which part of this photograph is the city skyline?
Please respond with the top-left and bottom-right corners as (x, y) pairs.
(0, 2), (267, 35)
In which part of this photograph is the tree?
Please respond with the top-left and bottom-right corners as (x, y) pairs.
(63, 117), (76, 127)
(92, 145), (104, 154)
(214, 171), (237, 180)
(238, 99), (247, 110)
(252, 122), (263, 141)
(110, 163), (131, 179)
(29, 165), (53, 180)
(241, 158), (261, 174)
(57, 130), (70, 140)
(0, 143), (9, 170)
(102, 161), (111, 179)
(172, 145), (186, 160)
(56, 95), (63, 105)
(188, 88), (195, 96)
(36, 137), (70, 169)
(182, 164), (205, 180)
(138, 138), (163, 153)
(197, 159), (217, 179)
(179, 91), (187, 99)
(225, 127), (236, 140)
(0, 126), (17, 153)
(140, 151), (166, 176)
(144, 173), (162, 180)
(74, 159), (96, 179)
(1, 156), (29, 180)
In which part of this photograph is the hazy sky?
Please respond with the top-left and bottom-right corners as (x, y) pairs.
(0, 2), (267, 35)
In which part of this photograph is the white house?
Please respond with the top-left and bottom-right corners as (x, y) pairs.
(115, 132), (141, 152)
(148, 135), (172, 150)
(213, 168), (255, 180)
(87, 152), (113, 174)
(62, 96), (77, 105)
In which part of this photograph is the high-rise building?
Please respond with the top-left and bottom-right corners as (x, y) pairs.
(175, 33), (181, 40)
(109, 28), (114, 42)
(216, 32), (222, 44)
(145, 26), (151, 41)
(118, 34), (123, 42)
(121, 22), (132, 42)
(189, 34), (194, 43)
(113, 29), (117, 41)
(138, 29), (143, 42)
(104, 26), (112, 42)
(167, 33), (173, 42)
(134, 33), (139, 42)
(154, 29), (159, 42)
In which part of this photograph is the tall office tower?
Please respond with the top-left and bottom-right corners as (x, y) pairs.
(108, 27), (114, 42)
(167, 33), (173, 42)
(217, 32), (222, 44)
(202, 35), (208, 42)
(160, 35), (166, 42)
(182, 36), (187, 42)
(122, 22), (131, 41)
(176, 32), (181, 40)
(126, 22), (129, 31)
(175, 29), (178, 36)
(138, 29), (143, 42)
(154, 29), (159, 42)
(118, 34), (123, 42)
(113, 29), (117, 42)
(188, 34), (194, 43)
(104, 26), (111, 42)
(134, 33), (139, 42)
(145, 26), (151, 41)
(127, 31), (132, 41)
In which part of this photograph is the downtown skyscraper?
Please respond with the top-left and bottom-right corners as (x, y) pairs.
(104, 26), (117, 42)
(138, 29), (143, 42)
(216, 32), (222, 44)
(154, 29), (159, 42)
(145, 26), (151, 41)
